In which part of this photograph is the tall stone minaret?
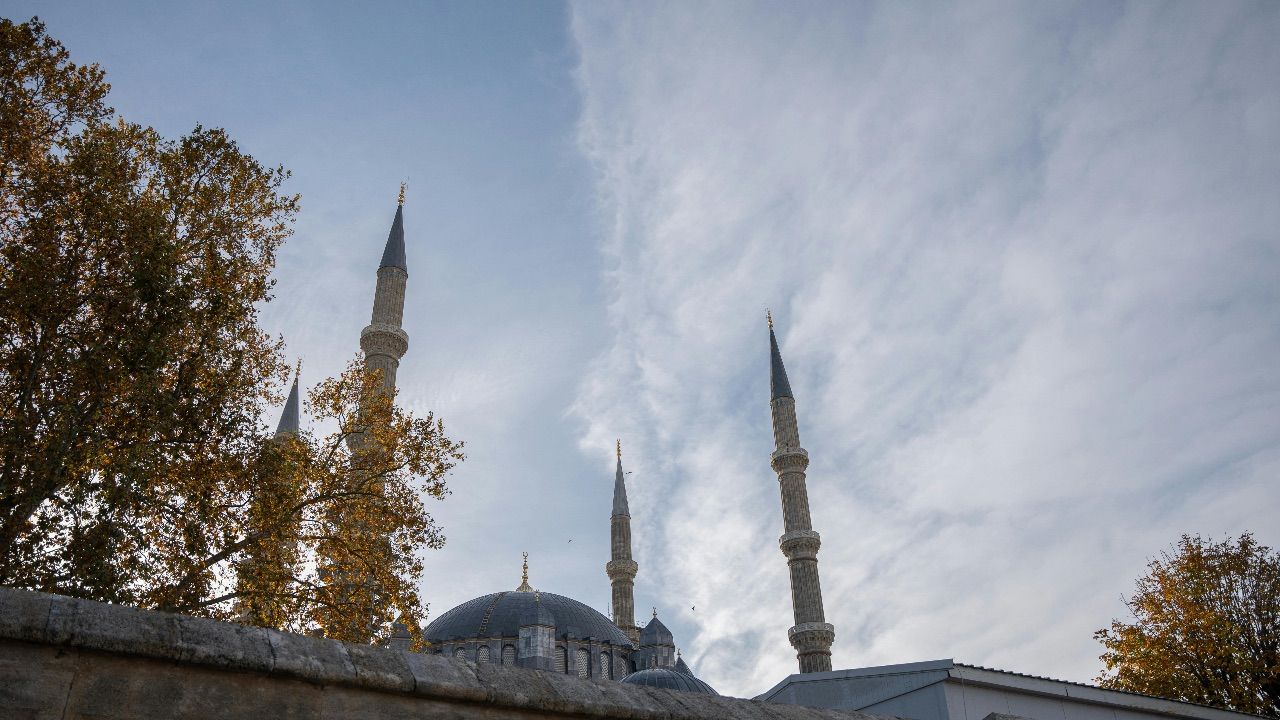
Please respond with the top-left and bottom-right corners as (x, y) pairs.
(768, 312), (835, 674)
(360, 185), (409, 395)
(606, 439), (640, 644)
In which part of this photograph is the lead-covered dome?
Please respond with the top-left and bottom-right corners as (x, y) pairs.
(425, 590), (633, 647)
(621, 667), (718, 694)
(639, 616), (673, 645)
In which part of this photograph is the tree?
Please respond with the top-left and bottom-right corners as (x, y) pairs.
(0, 18), (463, 644)
(198, 361), (462, 645)
(1095, 533), (1280, 717)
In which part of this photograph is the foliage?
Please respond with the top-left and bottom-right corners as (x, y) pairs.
(1096, 533), (1280, 717)
(232, 362), (463, 643)
(0, 18), (463, 644)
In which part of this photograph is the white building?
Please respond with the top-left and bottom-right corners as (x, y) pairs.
(759, 659), (1263, 720)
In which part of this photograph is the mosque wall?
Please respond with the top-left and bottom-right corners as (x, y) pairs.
(432, 637), (629, 680)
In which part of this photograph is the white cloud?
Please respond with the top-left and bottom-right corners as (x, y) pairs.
(569, 0), (1280, 698)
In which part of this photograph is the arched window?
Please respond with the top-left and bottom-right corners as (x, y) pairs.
(477, 645), (490, 664)
(600, 651), (611, 679)
(576, 648), (590, 678)
(502, 644), (516, 665)
(453, 647), (466, 659)
(555, 646), (567, 673)
(615, 654), (628, 679)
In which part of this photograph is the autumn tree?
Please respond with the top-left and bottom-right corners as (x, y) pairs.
(200, 361), (461, 643)
(0, 18), (462, 643)
(1096, 533), (1280, 717)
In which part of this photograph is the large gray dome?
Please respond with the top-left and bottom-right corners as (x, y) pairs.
(620, 668), (718, 695)
(425, 591), (633, 647)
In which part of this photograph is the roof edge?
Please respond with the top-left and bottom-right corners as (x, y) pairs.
(949, 663), (1270, 720)
(755, 659), (956, 701)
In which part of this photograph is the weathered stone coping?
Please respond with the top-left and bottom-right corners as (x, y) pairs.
(0, 586), (877, 719)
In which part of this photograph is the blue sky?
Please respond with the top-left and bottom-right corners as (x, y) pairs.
(14, 0), (1280, 698)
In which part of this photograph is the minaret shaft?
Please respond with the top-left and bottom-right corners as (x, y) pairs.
(372, 266), (407, 328)
(769, 325), (835, 674)
(361, 265), (409, 394)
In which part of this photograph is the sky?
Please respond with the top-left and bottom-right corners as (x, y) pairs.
(13, 0), (1280, 699)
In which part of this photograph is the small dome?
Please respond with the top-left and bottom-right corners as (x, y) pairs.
(425, 591), (632, 647)
(639, 616), (673, 645)
(621, 667), (717, 695)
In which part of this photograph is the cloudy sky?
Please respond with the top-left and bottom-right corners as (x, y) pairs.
(19, 0), (1280, 698)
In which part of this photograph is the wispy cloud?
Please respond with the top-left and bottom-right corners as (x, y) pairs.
(569, 0), (1280, 697)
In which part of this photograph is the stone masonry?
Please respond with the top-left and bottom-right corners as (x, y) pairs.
(0, 586), (883, 720)
(769, 316), (836, 674)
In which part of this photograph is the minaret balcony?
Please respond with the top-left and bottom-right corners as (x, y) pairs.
(770, 447), (809, 473)
(788, 622), (835, 651)
(360, 323), (409, 357)
(605, 559), (638, 581)
(779, 529), (821, 560)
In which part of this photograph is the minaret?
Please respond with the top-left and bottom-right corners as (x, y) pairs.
(360, 184), (409, 395)
(606, 439), (640, 644)
(768, 311), (835, 673)
(275, 363), (301, 437)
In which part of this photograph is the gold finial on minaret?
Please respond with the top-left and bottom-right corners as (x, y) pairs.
(767, 308), (774, 330)
(398, 182), (406, 206)
(652, 607), (657, 619)
(616, 438), (621, 461)
(294, 357), (302, 378)
(517, 552), (533, 592)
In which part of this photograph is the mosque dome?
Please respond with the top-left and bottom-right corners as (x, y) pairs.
(620, 667), (718, 695)
(519, 596), (556, 627)
(424, 590), (633, 647)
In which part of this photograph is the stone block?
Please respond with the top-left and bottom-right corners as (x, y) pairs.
(475, 662), (562, 711)
(0, 586), (55, 644)
(174, 615), (274, 673)
(537, 669), (633, 717)
(266, 628), (357, 686)
(401, 650), (488, 703)
(46, 595), (181, 659)
(344, 642), (414, 693)
(0, 642), (74, 719)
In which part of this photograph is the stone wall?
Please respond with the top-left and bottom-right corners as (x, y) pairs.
(0, 587), (880, 719)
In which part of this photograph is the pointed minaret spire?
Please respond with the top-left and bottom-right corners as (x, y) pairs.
(768, 310), (793, 400)
(360, 193), (410, 396)
(380, 186), (407, 271)
(612, 439), (630, 516)
(275, 362), (301, 437)
(606, 440), (639, 643)
(768, 314), (835, 674)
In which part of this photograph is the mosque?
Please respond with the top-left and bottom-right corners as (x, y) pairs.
(273, 194), (833, 696)
(270, 196), (1269, 720)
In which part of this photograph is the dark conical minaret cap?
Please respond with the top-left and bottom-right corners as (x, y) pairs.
(379, 184), (407, 271)
(612, 439), (630, 516)
(275, 363), (301, 436)
(768, 310), (793, 400)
